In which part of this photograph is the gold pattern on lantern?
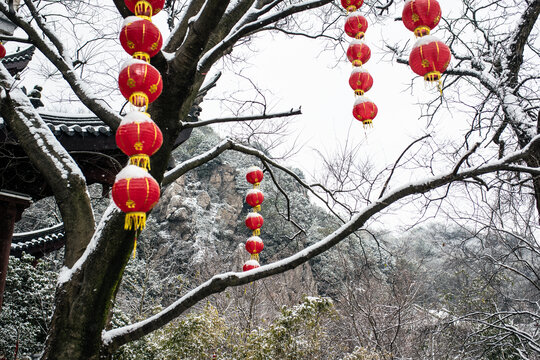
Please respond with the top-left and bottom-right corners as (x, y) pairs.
(127, 78), (136, 87)
(126, 199), (136, 208)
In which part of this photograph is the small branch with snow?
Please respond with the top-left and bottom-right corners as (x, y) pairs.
(179, 107), (301, 129)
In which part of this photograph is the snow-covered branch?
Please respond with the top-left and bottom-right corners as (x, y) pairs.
(179, 107), (301, 129)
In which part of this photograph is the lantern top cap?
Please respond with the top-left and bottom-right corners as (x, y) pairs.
(115, 164), (154, 181)
(247, 235), (263, 242)
(346, 12), (366, 20)
(244, 259), (260, 266)
(351, 67), (369, 74)
(246, 188), (263, 195)
(120, 111), (153, 125)
(120, 57), (148, 71)
(122, 16), (146, 27)
(246, 212), (263, 219)
(412, 35), (442, 48)
(349, 38), (367, 45)
(247, 165), (262, 172)
(354, 96), (374, 105)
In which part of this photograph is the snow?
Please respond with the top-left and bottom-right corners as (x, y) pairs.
(247, 165), (262, 173)
(120, 111), (153, 125)
(354, 96), (373, 105)
(58, 204), (118, 285)
(247, 235), (262, 242)
(115, 165), (153, 181)
(120, 58), (148, 71)
(349, 38), (366, 46)
(351, 67), (369, 74)
(244, 259), (260, 267)
(246, 189), (263, 196)
(122, 16), (142, 28)
(246, 212), (262, 219)
(412, 35), (441, 48)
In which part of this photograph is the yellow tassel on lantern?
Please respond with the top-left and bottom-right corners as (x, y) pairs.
(253, 205), (261, 212)
(133, 234), (137, 258)
(129, 92), (149, 108)
(129, 154), (151, 170)
(252, 229), (261, 236)
(250, 253), (259, 261)
(133, 51), (150, 63)
(124, 212), (147, 230)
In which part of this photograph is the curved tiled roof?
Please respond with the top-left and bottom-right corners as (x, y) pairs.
(10, 223), (65, 258)
(0, 46), (35, 75)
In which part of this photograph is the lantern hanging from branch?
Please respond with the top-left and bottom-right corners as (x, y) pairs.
(402, 0), (441, 37)
(115, 112), (163, 170)
(118, 59), (163, 108)
(112, 165), (160, 230)
(349, 68), (373, 96)
(347, 40), (371, 67)
(344, 13), (369, 39)
(245, 235), (264, 261)
(245, 212), (264, 236)
(246, 189), (264, 212)
(124, 0), (165, 19)
(409, 35), (451, 82)
(246, 166), (264, 187)
(120, 17), (163, 63)
(340, 0), (364, 12)
(353, 96), (378, 127)
(0, 43), (5, 59)
(243, 259), (260, 272)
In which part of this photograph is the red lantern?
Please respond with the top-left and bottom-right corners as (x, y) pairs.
(340, 0), (364, 12)
(349, 68), (373, 96)
(246, 189), (264, 211)
(112, 165), (161, 230)
(409, 35), (451, 82)
(245, 212), (264, 235)
(344, 13), (368, 39)
(115, 112), (163, 170)
(0, 43), (5, 59)
(402, 0), (442, 37)
(347, 40), (371, 67)
(120, 17), (163, 63)
(124, 0), (164, 19)
(246, 166), (264, 186)
(118, 59), (163, 108)
(246, 236), (264, 255)
(243, 259), (260, 272)
(353, 96), (378, 127)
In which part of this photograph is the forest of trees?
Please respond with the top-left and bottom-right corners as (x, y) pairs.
(0, 0), (539, 359)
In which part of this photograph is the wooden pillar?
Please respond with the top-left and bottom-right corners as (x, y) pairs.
(0, 190), (31, 313)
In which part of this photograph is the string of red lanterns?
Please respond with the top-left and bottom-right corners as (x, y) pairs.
(243, 166), (265, 271)
(112, 0), (165, 255)
(402, 0), (451, 91)
(342, 1), (378, 128)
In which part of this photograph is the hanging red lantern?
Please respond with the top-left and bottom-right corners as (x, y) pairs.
(245, 212), (264, 235)
(243, 259), (260, 272)
(246, 189), (264, 211)
(344, 13), (368, 39)
(112, 165), (161, 230)
(245, 235), (264, 256)
(120, 17), (163, 63)
(340, 0), (364, 12)
(409, 35), (451, 82)
(402, 0), (442, 37)
(349, 68), (373, 96)
(115, 112), (163, 170)
(347, 40), (371, 67)
(246, 166), (264, 186)
(353, 96), (378, 127)
(124, 0), (165, 19)
(0, 43), (5, 59)
(118, 59), (163, 108)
